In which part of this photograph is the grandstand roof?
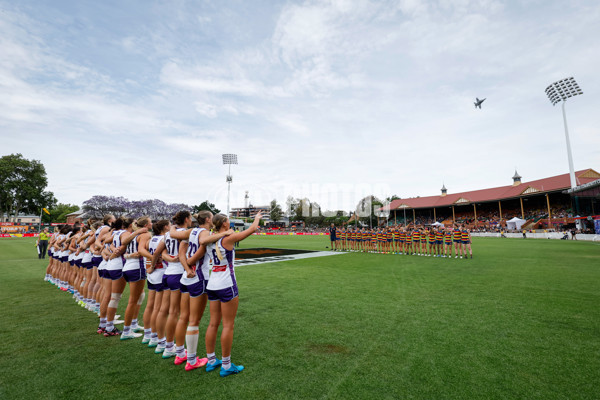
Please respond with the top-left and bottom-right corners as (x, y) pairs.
(384, 169), (600, 211)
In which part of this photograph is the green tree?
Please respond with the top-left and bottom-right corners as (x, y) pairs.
(42, 203), (80, 223)
(192, 201), (221, 214)
(0, 153), (56, 222)
(269, 199), (283, 222)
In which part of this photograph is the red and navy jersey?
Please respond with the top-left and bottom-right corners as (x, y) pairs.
(444, 231), (452, 243)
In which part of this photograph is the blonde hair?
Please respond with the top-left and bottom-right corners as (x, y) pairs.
(212, 214), (228, 231)
(103, 214), (115, 226)
(133, 216), (151, 231)
(194, 211), (213, 225)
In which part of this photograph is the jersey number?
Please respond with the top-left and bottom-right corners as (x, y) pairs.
(166, 238), (178, 256)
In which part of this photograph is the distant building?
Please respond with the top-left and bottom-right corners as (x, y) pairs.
(229, 205), (271, 221)
(1, 213), (40, 224)
(65, 210), (85, 224)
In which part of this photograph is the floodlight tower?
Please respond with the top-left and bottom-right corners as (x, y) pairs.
(545, 77), (583, 189)
(222, 154), (238, 218)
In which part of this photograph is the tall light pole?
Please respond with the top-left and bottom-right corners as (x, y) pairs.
(545, 77), (583, 189)
(222, 154), (238, 218)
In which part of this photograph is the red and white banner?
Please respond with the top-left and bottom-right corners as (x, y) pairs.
(0, 233), (38, 238)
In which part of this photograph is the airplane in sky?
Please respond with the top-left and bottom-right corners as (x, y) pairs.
(474, 97), (486, 109)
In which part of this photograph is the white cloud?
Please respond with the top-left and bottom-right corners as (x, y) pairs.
(1, 0), (599, 212)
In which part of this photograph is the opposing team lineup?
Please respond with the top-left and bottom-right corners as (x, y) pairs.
(43, 210), (263, 377)
(331, 225), (473, 258)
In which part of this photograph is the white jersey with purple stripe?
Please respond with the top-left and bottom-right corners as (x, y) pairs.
(123, 232), (145, 272)
(74, 234), (85, 261)
(180, 227), (210, 286)
(95, 225), (109, 240)
(163, 229), (185, 275)
(148, 235), (165, 285)
(207, 238), (237, 291)
(105, 230), (125, 271)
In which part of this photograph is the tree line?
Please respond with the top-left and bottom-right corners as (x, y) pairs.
(1, 153), (400, 227)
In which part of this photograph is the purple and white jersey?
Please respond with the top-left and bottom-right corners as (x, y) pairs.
(95, 225), (109, 240)
(82, 233), (93, 263)
(181, 228), (209, 286)
(50, 233), (58, 252)
(106, 230), (125, 271)
(55, 234), (65, 255)
(111, 229), (125, 249)
(148, 235), (165, 285)
(64, 232), (72, 255)
(123, 232), (144, 272)
(74, 234), (85, 261)
(163, 229), (185, 275)
(207, 238), (236, 291)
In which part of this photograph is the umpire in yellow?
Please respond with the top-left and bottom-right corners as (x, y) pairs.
(38, 228), (50, 259)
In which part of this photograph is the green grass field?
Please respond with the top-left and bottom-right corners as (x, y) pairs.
(0, 236), (599, 399)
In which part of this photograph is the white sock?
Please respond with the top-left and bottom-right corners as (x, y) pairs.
(131, 319), (138, 329)
(186, 332), (199, 364)
(175, 345), (185, 357)
(222, 356), (231, 370)
(166, 341), (174, 351)
(207, 352), (217, 364)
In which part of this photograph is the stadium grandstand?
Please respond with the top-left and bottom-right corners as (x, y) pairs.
(382, 168), (599, 231)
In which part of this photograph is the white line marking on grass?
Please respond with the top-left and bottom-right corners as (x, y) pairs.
(236, 251), (342, 266)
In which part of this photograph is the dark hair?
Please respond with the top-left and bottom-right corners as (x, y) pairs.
(59, 225), (71, 234)
(195, 211), (212, 226)
(212, 214), (228, 231)
(152, 219), (170, 235)
(111, 217), (125, 230)
(173, 210), (191, 226)
(71, 226), (81, 235)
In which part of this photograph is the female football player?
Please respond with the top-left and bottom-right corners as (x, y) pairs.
(204, 211), (262, 377)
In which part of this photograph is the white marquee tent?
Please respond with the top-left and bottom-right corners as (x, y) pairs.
(506, 217), (527, 230)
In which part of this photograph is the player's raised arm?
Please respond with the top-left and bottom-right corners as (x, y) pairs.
(223, 212), (262, 247)
(199, 228), (233, 245)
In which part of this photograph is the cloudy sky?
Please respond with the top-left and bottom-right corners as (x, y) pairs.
(1, 0), (599, 213)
